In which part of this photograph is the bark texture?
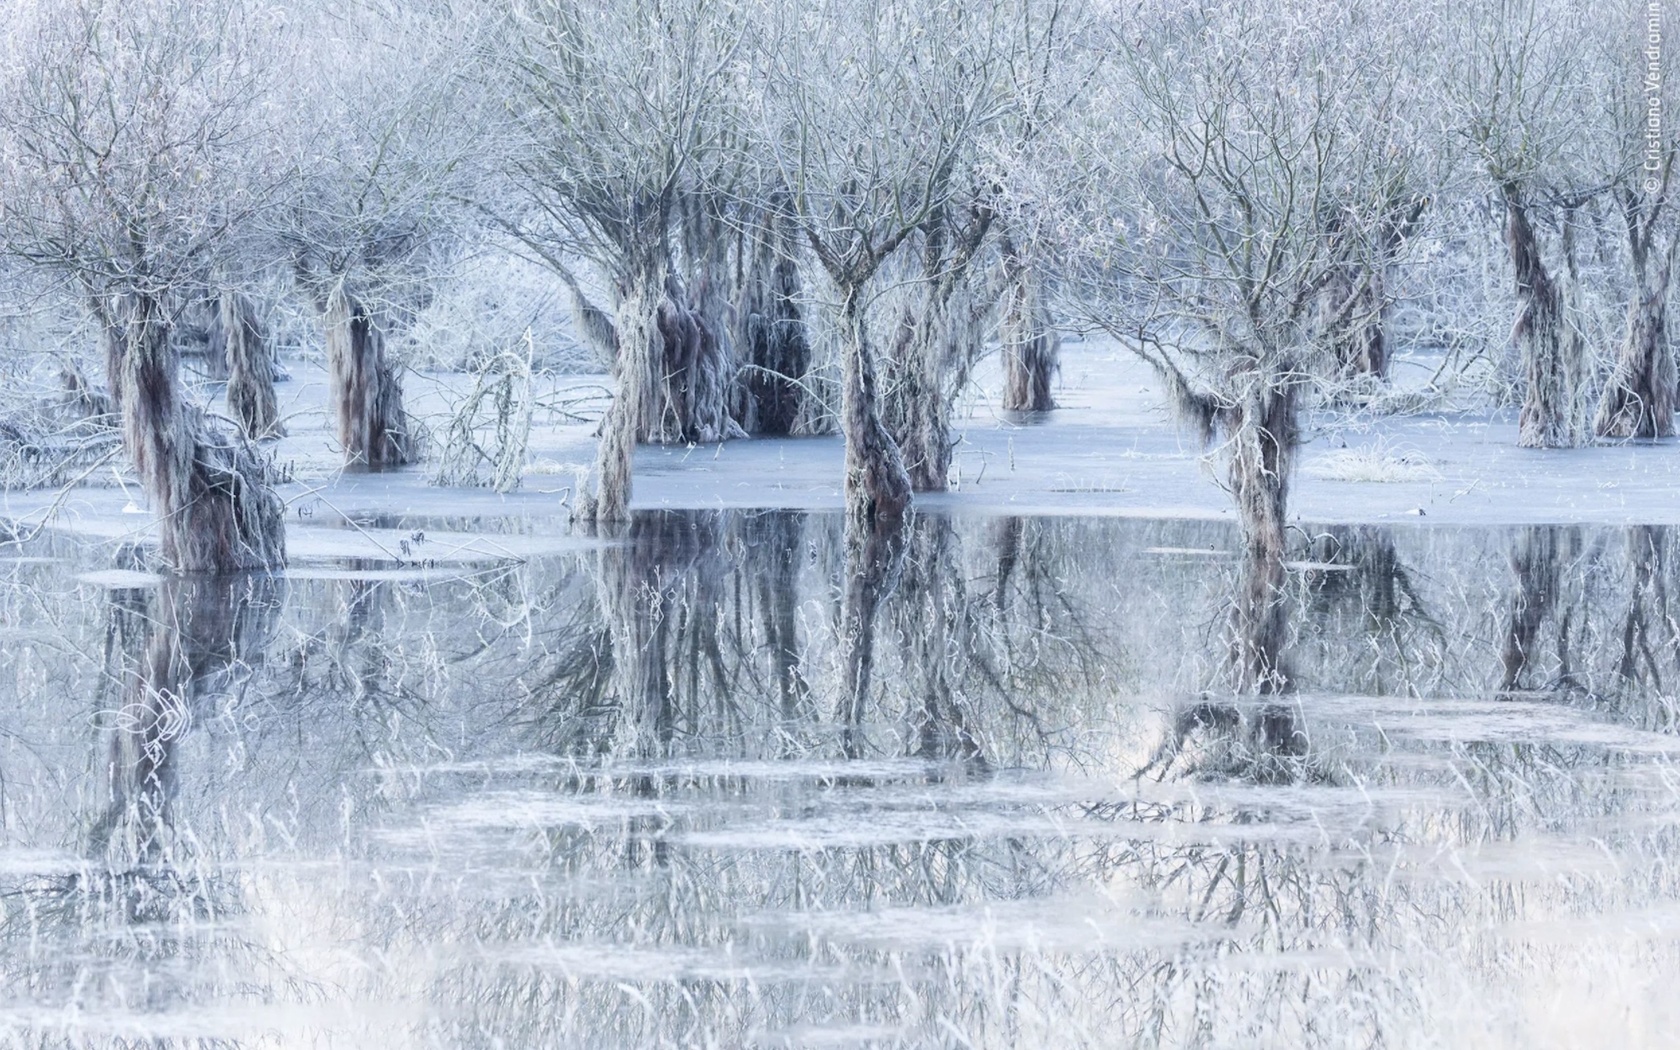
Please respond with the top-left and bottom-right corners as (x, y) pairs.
(1595, 219), (1678, 439)
(577, 247), (744, 525)
(582, 259), (666, 524)
(221, 291), (283, 439)
(1504, 192), (1583, 448)
(325, 286), (415, 470)
(1228, 382), (1296, 696)
(1319, 196), (1425, 385)
(838, 290), (913, 529)
(999, 242), (1058, 411)
(880, 215), (991, 492)
(883, 288), (972, 492)
(1320, 262), (1387, 382)
(103, 293), (286, 573)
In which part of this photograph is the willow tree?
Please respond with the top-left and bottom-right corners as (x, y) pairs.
(1458, 0), (1625, 448)
(278, 0), (483, 470)
(755, 0), (1014, 526)
(0, 0), (286, 572)
(1055, 0), (1421, 689)
(1595, 4), (1680, 439)
(500, 0), (745, 525)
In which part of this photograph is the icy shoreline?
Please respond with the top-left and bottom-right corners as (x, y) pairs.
(5, 339), (1678, 548)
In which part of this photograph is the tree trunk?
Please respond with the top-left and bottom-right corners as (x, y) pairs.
(838, 286), (913, 529)
(736, 205), (815, 435)
(1000, 247), (1059, 411)
(674, 193), (742, 443)
(879, 209), (992, 493)
(655, 273), (737, 443)
(885, 289), (967, 492)
(102, 293), (286, 573)
(1505, 194), (1582, 448)
(1321, 262), (1387, 383)
(583, 255), (665, 524)
(325, 286), (414, 470)
(579, 239), (750, 526)
(222, 291), (283, 439)
(1595, 253), (1677, 439)
(196, 296), (230, 382)
(1227, 381), (1296, 695)
(1321, 196), (1423, 387)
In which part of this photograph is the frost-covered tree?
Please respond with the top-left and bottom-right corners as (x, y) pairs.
(500, 0), (745, 525)
(1457, 0), (1625, 447)
(1594, 2), (1680, 439)
(755, 0), (1013, 525)
(0, 0), (286, 571)
(1055, 0), (1421, 689)
(986, 1), (1091, 413)
(278, 0), (484, 470)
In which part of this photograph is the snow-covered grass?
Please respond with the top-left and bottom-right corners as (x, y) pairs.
(523, 458), (592, 477)
(1305, 440), (1444, 484)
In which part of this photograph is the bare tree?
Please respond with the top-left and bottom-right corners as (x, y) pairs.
(1458, 0), (1620, 447)
(0, 0), (286, 571)
(756, 0), (1012, 525)
(279, 0), (485, 469)
(1057, 0), (1415, 598)
(500, 0), (745, 524)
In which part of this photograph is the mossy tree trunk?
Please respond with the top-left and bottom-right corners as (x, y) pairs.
(221, 290), (283, 439)
(325, 286), (415, 470)
(102, 292), (285, 573)
(1504, 189), (1584, 449)
(999, 237), (1058, 412)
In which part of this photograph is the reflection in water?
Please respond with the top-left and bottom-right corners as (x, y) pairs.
(0, 517), (1677, 1045)
(12, 571), (285, 1030)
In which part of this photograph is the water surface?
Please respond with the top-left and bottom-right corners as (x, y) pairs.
(1, 513), (1677, 1047)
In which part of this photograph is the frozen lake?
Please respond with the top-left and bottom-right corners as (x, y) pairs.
(0, 510), (1677, 1046)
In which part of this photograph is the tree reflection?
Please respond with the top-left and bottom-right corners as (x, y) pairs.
(3, 515), (1680, 1046)
(2, 568), (286, 1027)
